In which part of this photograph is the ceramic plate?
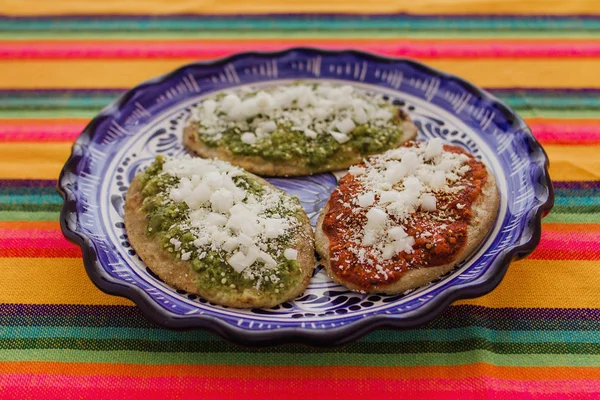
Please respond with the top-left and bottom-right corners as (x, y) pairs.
(58, 48), (553, 346)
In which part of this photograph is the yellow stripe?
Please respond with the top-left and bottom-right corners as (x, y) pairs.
(457, 259), (600, 308)
(0, 258), (132, 305)
(544, 145), (600, 181)
(0, 143), (72, 179)
(1, 258), (598, 308)
(1, 0), (598, 16)
(1, 59), (600, 89)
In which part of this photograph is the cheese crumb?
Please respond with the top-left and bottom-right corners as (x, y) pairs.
(343, 139), (473, 260)
(335, 118), (356, 134)
(241, 132), (257, 145)
(420, 193), (437, 212)
(157, 156), (302, 283)
(284, 248), (298, 260)
(330, 131), (350, 144)
(357, 192), (375, 208)
(190, 83), (398, 146)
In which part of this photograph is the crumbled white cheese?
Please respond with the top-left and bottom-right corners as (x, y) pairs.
(210, 189), (234, 214)
(241, 132), (257, 145)
(424, 138), (444, 160)
(420, 193), (437, 211)
(190, 83), (398, 146)
(349, 166), (366, 176)
(304, 129), (318, 139)
(169, 238), (181, 250)
(158, 156), (302, 282)
(284, 248), (298, 260)
(260, 120), (277, 133)
(335, 118), (356, 134)
(357, 192), (375, 208)
(344, 140), (472, 260)
(330, 131), (350, 144)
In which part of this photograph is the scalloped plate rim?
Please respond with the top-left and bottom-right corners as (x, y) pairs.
(57, 47), (554, 346)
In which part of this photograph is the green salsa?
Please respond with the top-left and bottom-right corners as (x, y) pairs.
(192, 83), (409, 166)
(137, 156), (303, 295)
(201, 118), (405, 166)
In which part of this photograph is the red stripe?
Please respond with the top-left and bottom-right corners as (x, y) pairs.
(4, 40), (600, 59)
(0, 230), (82, 258)
(0, 230), (598, 260)
(0, 122), (85, 142)
(1, 119), (599, 144)
(529, 121), (600, 145)
(529, 231), (600, 260)
(0, 375), (599, 399)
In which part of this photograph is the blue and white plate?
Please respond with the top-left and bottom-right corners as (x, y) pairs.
(58, 48), (553, 346)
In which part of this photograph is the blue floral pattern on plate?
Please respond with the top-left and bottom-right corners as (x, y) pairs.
(58, 49), (553, 346)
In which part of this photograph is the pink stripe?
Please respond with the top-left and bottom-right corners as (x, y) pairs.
(2, 120), (599, 144)
(538, 231), (600, 250)
(0, 228), (66, 239)
(0, 230), (79, 252)
(530, 231), (600, 260)
(529, 122), (600, 144)
(0, 375), (599, 398)
(0, 123), (84, 142)
(0, 238), (78, 250)
(4, 41), (600, 59)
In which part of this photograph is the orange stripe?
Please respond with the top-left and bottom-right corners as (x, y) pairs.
(0, 221), (61, 230)
(525, 118), (600, 127)
(542, 223), (600, 233)
(2, 0), (599, 16)
(2, 362), (600, 380)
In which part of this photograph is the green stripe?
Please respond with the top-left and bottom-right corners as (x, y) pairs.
(3, 30), (598, 40)
(555, 188), (600, 198)
(3, 326), (599, 344)
(555, 196), (600, 207)
(0, 187), (57, 196)
(3, 91), (600, 120)
(2, 337), (599, 355)
(494, 92), (600, 110)
(4, 315), (599, 331)
(0, 211), (58, 221)
(2, 348), (600, 366)
(0, 204), (60, 212)
(553, 205), (600, 214)
(511, 109), (600, 119)
(542, 212), (600, 224)
(2, 16), (599, 32)
(0, 194), (62, 205)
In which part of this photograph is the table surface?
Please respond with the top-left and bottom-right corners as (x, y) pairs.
(1, 1), (600, 398)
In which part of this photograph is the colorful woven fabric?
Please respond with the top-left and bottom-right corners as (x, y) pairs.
(1, 1), (600, 398)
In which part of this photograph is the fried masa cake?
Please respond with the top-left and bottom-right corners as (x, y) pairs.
(124, 156), (315, 308)
(315, 139), (499, 294)
(183, 83), (417, 176)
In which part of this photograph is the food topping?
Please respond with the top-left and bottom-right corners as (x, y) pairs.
(189, 83), (411, 165)
(138, 156), (304, 293)
(322, 139), (489, 290)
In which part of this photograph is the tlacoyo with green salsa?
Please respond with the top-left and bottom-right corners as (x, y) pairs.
(124, 155), (315, 308)
(183, 82), (417, 176)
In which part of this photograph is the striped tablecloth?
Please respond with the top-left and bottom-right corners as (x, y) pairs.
(1, 1), (600, 398)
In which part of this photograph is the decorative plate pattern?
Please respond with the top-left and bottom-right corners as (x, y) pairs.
(58, 48), (553, 346)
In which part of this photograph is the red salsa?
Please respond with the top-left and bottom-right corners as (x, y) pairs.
(322, 145), (488, 291)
